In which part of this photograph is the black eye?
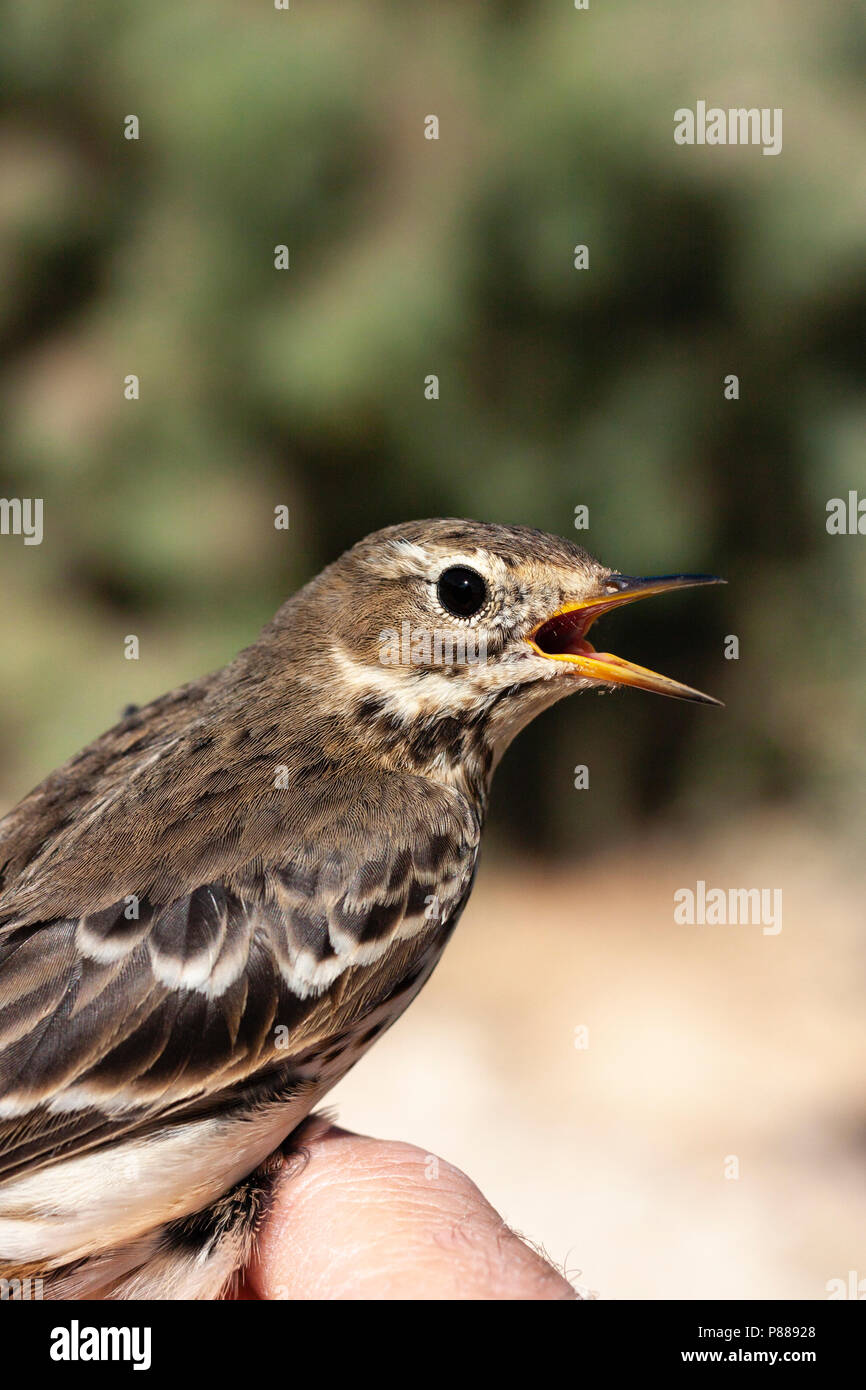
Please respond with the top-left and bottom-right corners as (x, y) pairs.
(437, 566), (487, 618)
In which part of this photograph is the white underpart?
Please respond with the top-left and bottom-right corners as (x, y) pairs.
(0, 1092), (310, 1263)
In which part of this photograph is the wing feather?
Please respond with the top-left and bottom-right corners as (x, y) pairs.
(0, 683), (480, 1194)
(0, 808), (478, 1184)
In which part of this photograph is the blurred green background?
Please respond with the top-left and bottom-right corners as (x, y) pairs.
(2, 0), (865, 1302)
(0, 0), (864, 854)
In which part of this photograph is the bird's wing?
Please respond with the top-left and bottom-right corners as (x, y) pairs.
(0, 774), (479, 1186)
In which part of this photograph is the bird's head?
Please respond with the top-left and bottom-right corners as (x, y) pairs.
(271, 519), (723, 785)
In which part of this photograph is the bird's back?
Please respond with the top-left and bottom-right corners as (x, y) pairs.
(0, 668), (481, 1293)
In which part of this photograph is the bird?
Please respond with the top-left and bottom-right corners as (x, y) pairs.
(0, 519), (722, 1299)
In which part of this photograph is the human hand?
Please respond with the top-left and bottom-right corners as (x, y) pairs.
(240, 1123), (577, 1301)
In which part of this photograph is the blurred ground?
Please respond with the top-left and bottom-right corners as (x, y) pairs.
(332, 813), (866, 1299)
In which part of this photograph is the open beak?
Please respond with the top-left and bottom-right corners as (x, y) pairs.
(527, 574), (725, 705)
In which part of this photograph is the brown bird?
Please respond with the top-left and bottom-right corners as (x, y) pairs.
(0, 519), (722, 1298)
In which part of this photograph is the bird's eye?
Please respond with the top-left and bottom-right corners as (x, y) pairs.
(437, 566), (487, 618)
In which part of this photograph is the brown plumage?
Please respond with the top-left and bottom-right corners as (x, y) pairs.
(0, 519), (721, 1298)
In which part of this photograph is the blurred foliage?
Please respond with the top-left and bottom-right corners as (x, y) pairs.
(0, 0), (864, 854)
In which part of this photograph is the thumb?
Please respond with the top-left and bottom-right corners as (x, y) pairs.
(245, 1123), (576, 1301)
